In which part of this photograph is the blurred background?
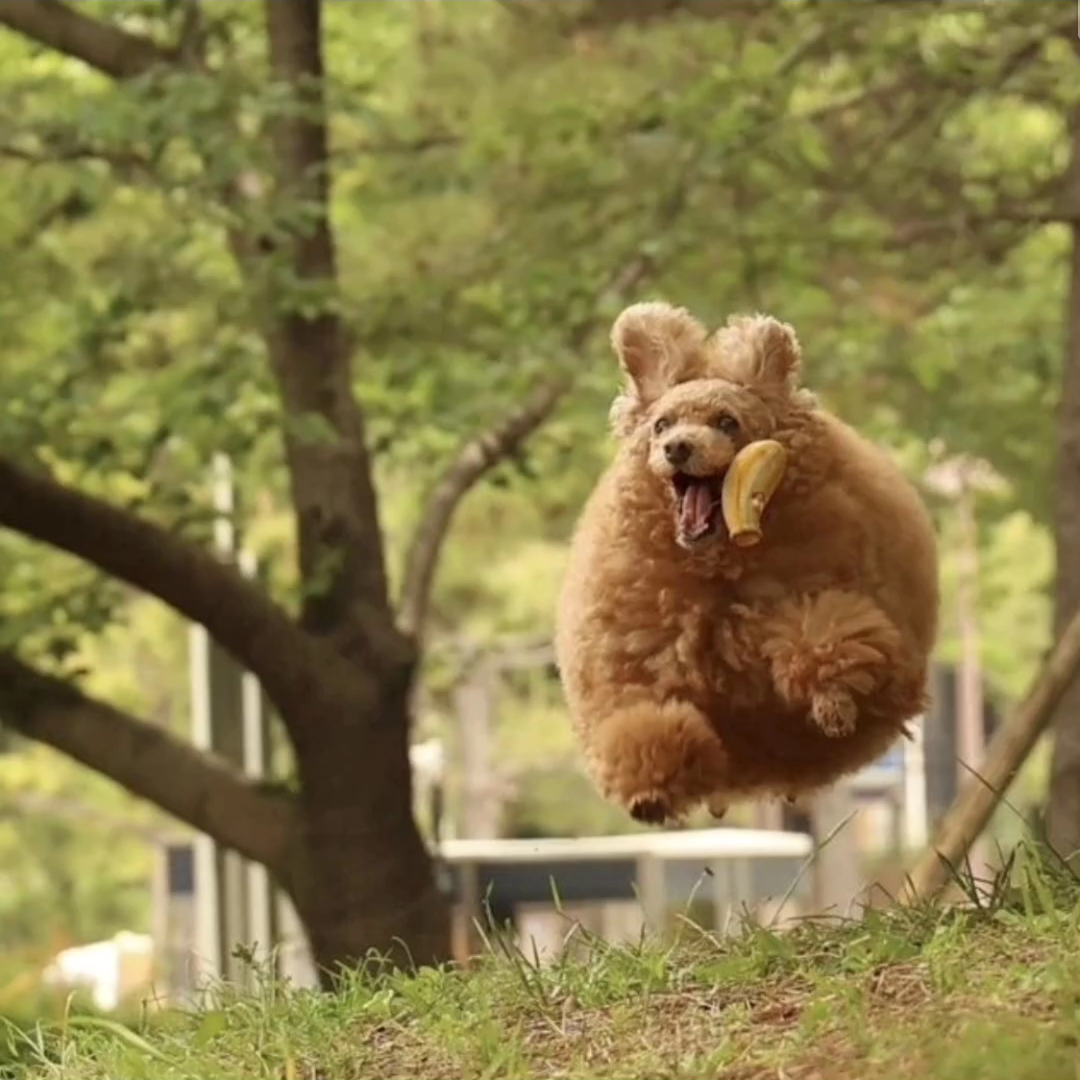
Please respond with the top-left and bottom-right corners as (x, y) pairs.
(0, 0), (1074, 1029)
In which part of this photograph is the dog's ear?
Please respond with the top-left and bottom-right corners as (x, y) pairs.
(610, 301), (707, 413)
(608, 302), (706, 437)
(712, 314), (801, 392)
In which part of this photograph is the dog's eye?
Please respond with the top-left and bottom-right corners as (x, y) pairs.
(653, 417), (671, 435)
(712, 413), (739, 435)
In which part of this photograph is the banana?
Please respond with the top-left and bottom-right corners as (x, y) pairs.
(720, 438), (788, 547)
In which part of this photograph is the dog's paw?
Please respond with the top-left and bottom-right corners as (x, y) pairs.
(769, 636), (880, 708)
(705, 794), (729, 821)
(628, 793), (673, 825)
(810, 687), (857, 738)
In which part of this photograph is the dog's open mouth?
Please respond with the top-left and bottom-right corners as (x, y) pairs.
(672, 471), (726, 546)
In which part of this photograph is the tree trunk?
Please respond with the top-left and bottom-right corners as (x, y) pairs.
(1046, 108), (1080, 863)
(290, 686), (451, 981)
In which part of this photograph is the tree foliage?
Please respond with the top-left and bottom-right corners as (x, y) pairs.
(0, 0), (1075, 961)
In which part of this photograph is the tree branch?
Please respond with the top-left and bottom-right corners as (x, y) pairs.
(396, 200), (672, 642)
(0, 0), (173, 79)
(398, 376), (571, 640)
(0, 456), (328, 722)
(0, 652), (297, 878)
(902, 604), (1080, 905)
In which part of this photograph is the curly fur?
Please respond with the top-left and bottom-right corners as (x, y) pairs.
(555, 302), (940, 825)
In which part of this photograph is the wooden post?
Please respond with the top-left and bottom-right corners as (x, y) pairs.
(453, 859), (483, 960)
(810, 782), (861, 915)
(902, 606), (1080, 904)
(636, 853), (667, 936)
(455, 663), (499, 840)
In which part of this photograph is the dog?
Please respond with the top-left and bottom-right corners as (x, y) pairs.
(554, 301), (939, 825)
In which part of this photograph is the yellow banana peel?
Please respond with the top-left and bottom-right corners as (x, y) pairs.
(720, 438), (787, 547)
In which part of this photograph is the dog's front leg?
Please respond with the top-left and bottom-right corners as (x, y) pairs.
(584, 699), (731, 826)
(759, 590), (903, 738)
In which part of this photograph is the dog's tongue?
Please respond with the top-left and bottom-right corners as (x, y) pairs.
(679, 480), (715, 538)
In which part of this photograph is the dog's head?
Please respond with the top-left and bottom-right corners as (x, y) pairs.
(608, 301), (802, 550)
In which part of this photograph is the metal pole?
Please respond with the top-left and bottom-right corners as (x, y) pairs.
(955, 477), (990, 885)
(190, 454), (250, 988)
(239, 549), (279, 982)
(902, 716), (928, 851)
(189, 625), (222, 988)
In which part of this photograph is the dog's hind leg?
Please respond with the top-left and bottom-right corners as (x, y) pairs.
(584, 699), (731, 826)
(760, 590), (908, 739)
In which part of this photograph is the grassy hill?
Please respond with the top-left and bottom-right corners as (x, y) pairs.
(6, 849), (1080, 1079)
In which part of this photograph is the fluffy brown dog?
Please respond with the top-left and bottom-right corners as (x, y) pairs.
(555, 301), (939, 825)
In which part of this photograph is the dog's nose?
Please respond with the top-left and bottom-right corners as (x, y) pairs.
(664, 439), (692, 466)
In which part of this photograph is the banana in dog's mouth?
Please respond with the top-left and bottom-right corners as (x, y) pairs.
(672, 440), (788, 550)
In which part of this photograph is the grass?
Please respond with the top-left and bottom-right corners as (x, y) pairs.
(8, 843), (1080, 1079)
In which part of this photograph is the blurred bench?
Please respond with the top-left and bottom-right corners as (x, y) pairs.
(437, 827), (814, 960)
